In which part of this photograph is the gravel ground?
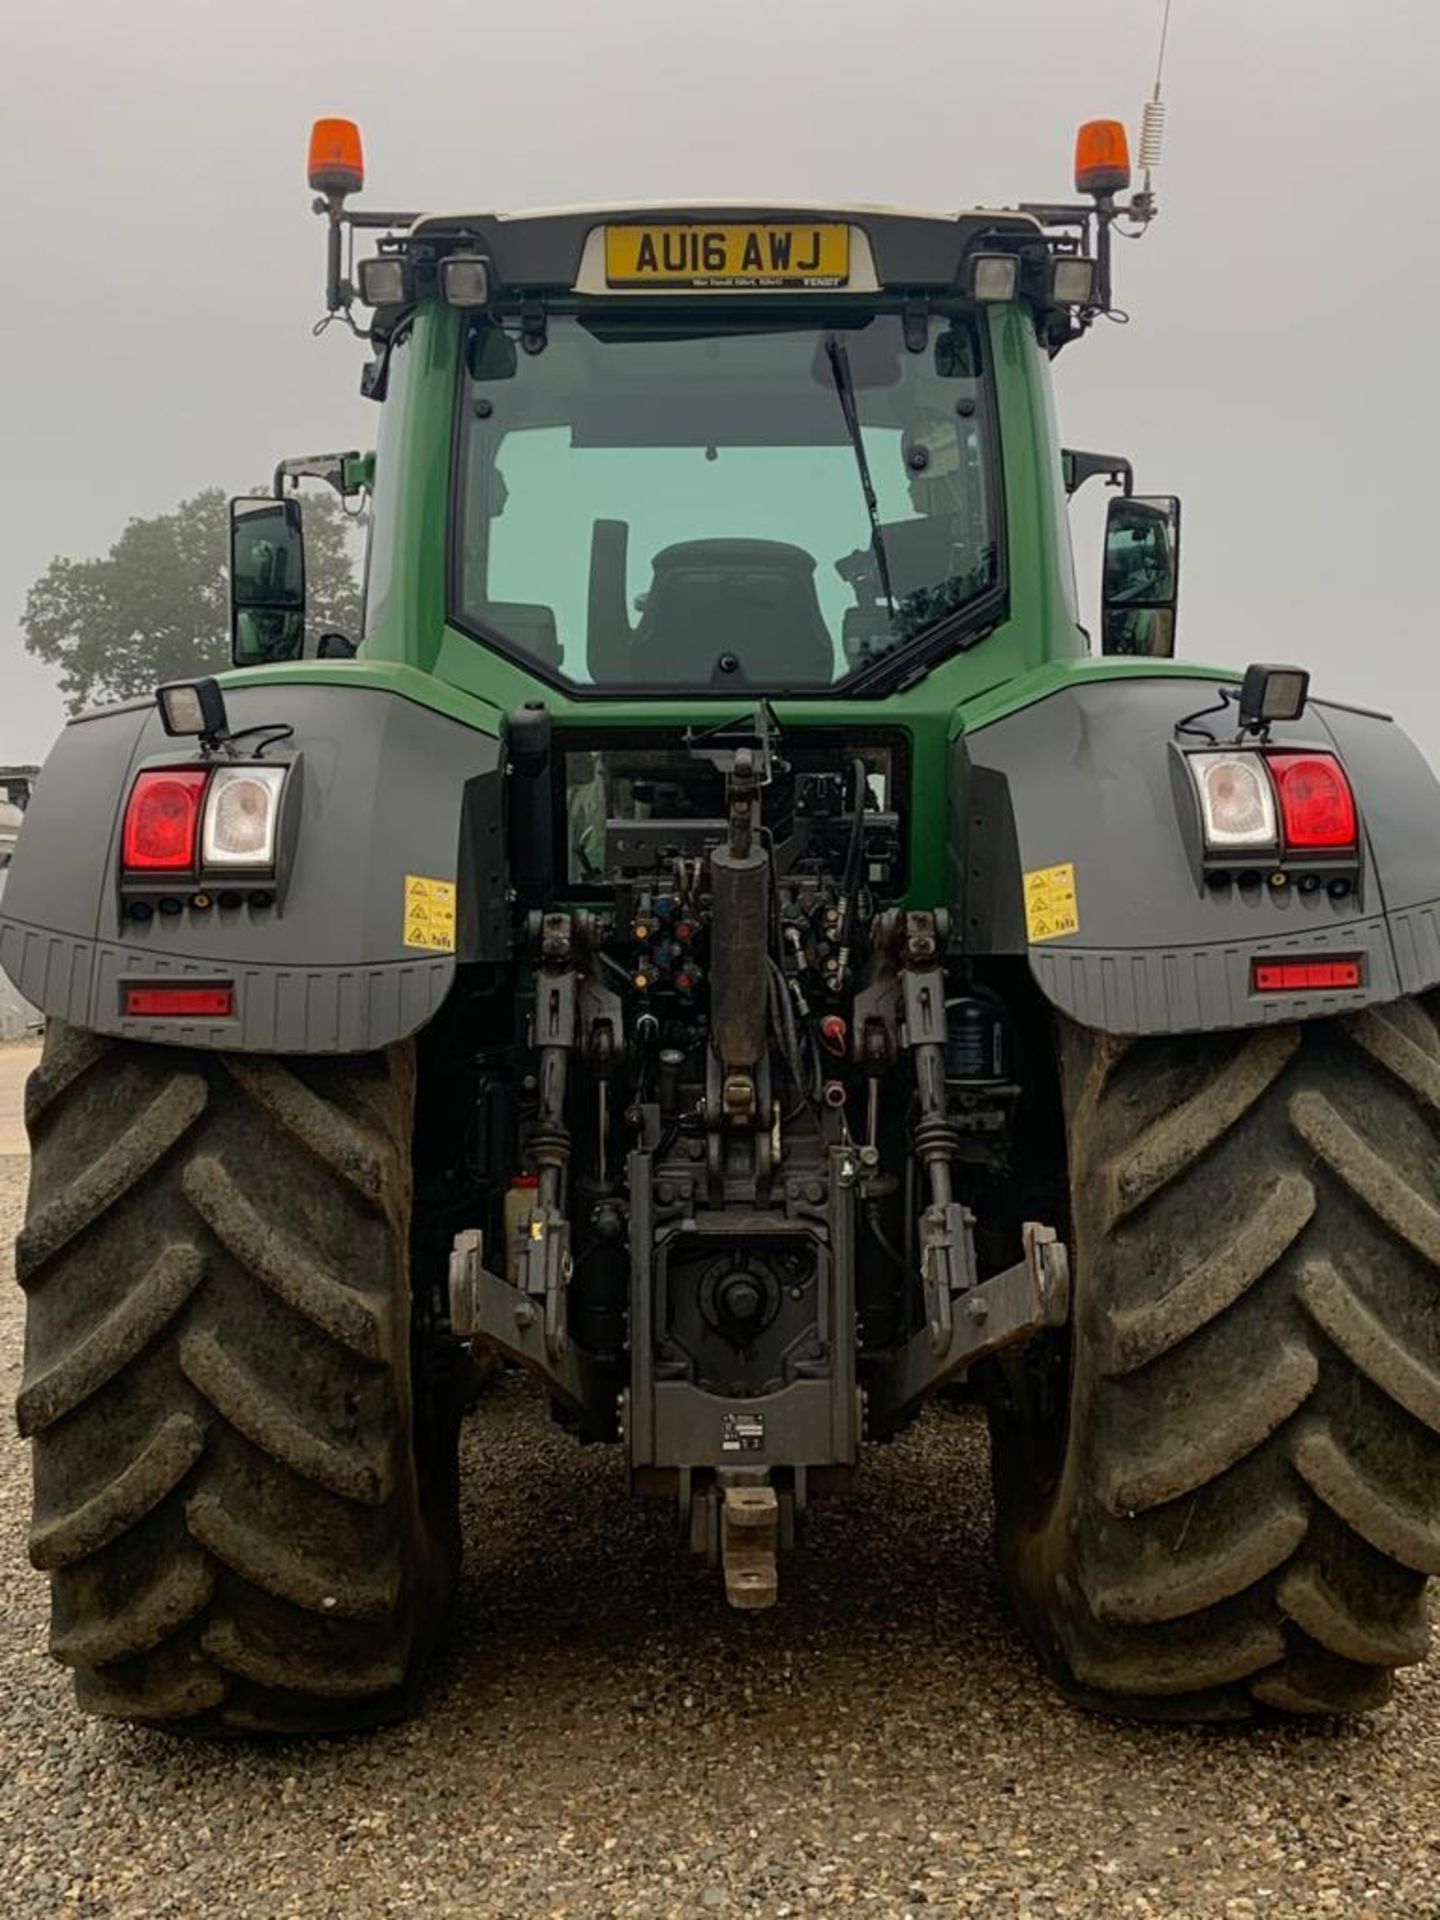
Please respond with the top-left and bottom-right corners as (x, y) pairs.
(0, 1043), (37, 1156)
(1, 1149), (1439, 1917)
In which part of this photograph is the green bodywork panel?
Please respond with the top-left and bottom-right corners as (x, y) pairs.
(223, 302), (1231, 908)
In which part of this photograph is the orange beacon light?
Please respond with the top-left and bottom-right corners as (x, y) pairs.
(1074, 119), (1131, 198)
(308, 118), (365, 198)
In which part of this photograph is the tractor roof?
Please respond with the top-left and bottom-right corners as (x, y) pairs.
(361, 201), (1057, 296)
(312, 117), (1139, 345)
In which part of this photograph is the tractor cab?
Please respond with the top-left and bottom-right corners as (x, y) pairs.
(232, 121), (1177, 696)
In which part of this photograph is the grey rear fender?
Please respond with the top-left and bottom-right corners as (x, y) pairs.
(959, 675), (1440, 1034)
(0, 683), (504, 1053)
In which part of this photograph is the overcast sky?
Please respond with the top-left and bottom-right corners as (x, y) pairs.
(1, 0), (1436, 765)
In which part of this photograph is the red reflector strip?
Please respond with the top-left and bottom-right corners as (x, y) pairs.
(124, 984), (235, 1018)
(1252, 959), (1362, 993)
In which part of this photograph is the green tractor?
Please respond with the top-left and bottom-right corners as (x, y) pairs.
(6, 115), (1440, 1734)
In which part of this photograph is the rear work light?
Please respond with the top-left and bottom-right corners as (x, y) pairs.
(1266, 753), (1358, 852)
(439, 255), (491, 307)
(1253, 958), (1363, 993)
(966, 254), (1020, 302)
(123, 984), (235, 1018)
(358, 256), (410, 306)
(121, 769), (209, 872)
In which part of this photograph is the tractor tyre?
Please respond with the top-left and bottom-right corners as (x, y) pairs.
(989, 997), (1440, 1719)
(15, 1021), (460, 1734)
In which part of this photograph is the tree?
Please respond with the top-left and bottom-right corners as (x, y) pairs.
(22, 486), (363, 714)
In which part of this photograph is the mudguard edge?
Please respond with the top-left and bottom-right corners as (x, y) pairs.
(960, 676), (1440, 1034)
(0, 682), (503, 1054)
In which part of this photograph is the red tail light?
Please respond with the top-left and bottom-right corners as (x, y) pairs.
(122, 769), (209, 871)
(1253, 958), (1362, 993)
(123, 984), (235, 1017)
(1266, 753), (1357, 852)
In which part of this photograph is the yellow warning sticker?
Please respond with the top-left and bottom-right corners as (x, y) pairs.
(1023, 862), (1080, 944)
(402, 874), (457, 953)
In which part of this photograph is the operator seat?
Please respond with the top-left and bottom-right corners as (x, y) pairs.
(588, 524), (834, 685)
(473, 600), (563, 669)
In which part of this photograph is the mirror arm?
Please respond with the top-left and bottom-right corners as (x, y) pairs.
(272, 452), (364, 501)
(1063, 449), (1134, 498)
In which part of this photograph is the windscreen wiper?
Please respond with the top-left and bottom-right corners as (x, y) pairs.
(824, 332), (896, 625)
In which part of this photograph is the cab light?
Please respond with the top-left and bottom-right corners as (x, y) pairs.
(1266, 752), (1357, 852)
(202, 765), (286, 868)
(1253, 959), (1362, 993)
(1050, 257), (1097, 306)
(1187, 751), (1278, 852)
(966, 254), (1020, 302)
(124, 984), (235, 1018)
(122, 769), (209, 872)
(358, 256), (409, 306)
(440, 255), (491, 307)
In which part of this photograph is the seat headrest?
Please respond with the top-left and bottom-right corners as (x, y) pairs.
(650, 540), (818, 579)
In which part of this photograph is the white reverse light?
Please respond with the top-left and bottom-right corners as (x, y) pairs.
(202, 765), (287, 867)
(1187, 751), (1278, 851)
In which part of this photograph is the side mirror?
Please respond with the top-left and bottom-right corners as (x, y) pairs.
(230, 496), (306, 665)
(1101, 494), (1180, 657)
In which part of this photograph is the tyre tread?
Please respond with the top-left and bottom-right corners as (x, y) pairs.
(17, 1244), (205, 1436)
(29, 1413), (207, 1570)
(178, 1324), (392, 1504)
(14, 1022), (453, 1733)
(16, 1073), (208, 1280)
(181, 1154), (387, 1358)
(992, 996), (1440, 1719)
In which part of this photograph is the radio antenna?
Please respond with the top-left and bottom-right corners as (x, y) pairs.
(1134, 0), (1173, 223)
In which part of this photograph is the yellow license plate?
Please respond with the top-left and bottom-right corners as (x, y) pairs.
(604, 222), (850, 290)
